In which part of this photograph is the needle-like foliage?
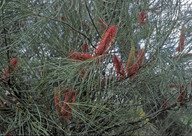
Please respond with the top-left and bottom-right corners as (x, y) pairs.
(0, 0), (192, 135)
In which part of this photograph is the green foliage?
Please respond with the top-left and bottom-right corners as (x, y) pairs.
(0, 0), (192, 135)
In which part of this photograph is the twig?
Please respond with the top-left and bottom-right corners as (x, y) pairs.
(35, 14), (96, 49)
(84, 0), (101, 38)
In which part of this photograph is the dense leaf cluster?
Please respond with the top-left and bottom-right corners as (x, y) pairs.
(0, 0), (192, 135)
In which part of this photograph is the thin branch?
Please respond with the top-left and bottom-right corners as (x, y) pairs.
(84, 0), (101, 38)
(35, 14), (96, 49)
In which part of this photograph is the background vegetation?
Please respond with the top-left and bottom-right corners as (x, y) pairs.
(0, 0), (192, 135)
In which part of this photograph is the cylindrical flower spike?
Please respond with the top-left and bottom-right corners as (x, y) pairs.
(138, 11), (147, 26)
(113, 55), (126, 80)
(68, 50), (94, 61)
(60, 89), (77, 120)
(95, 25), (117, 56)
(177, 25), (186, 52)
(1, 58), (18, 81)
(54, 87), (77, 120)
(129, 49), (145, 79)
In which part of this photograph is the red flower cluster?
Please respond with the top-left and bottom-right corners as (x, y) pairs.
(113, 55), (126, 80)
(129, 49), (145, 79)
(54, 88), (77, 120)
(112, 48), (145, 80)
(68, 50), (94, 78)
(138, 11), (147, 25)
(1, 58), (18, 81)
(68, 23), (117, 80)
(68, 50), (94, 61)
(95, 26), (117, 56)
(177, 25), (186, 52)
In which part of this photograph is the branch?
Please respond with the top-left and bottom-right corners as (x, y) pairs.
(84, 0), (101, 38)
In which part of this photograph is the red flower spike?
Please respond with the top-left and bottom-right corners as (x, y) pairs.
(95, 25), (117, 56)
(54, 88), (77, 120)
(82, 44), (88, 52)
(129, 49), (145, 79)
(68, 50), (94, 61)
(137, 49), (145, 65)
(61, 104), (71, 120)
(129, 64), (138, 79)
(10, 58), (18, 70)
(1, 58), (18, 81)
(138, 11), (147, 25)
(60, 89), (77, 120)
(113, 55), (126, 80)
(177, 25), (186, 52)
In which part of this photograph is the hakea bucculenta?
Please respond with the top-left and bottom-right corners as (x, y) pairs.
(113, 55), (126, 80)
(126, 46), (135, 76)
(138, 11), (147, 26)
(68, 50), (94, 61)
(129, 49), (145, 79)
(54, 87), (77, 120)
(94, 25), (117, 56)
(1, 58), (18, 81)
(177, 25), (186, 52)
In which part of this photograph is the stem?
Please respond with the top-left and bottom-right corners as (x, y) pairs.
(84, 0), (101, 38)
